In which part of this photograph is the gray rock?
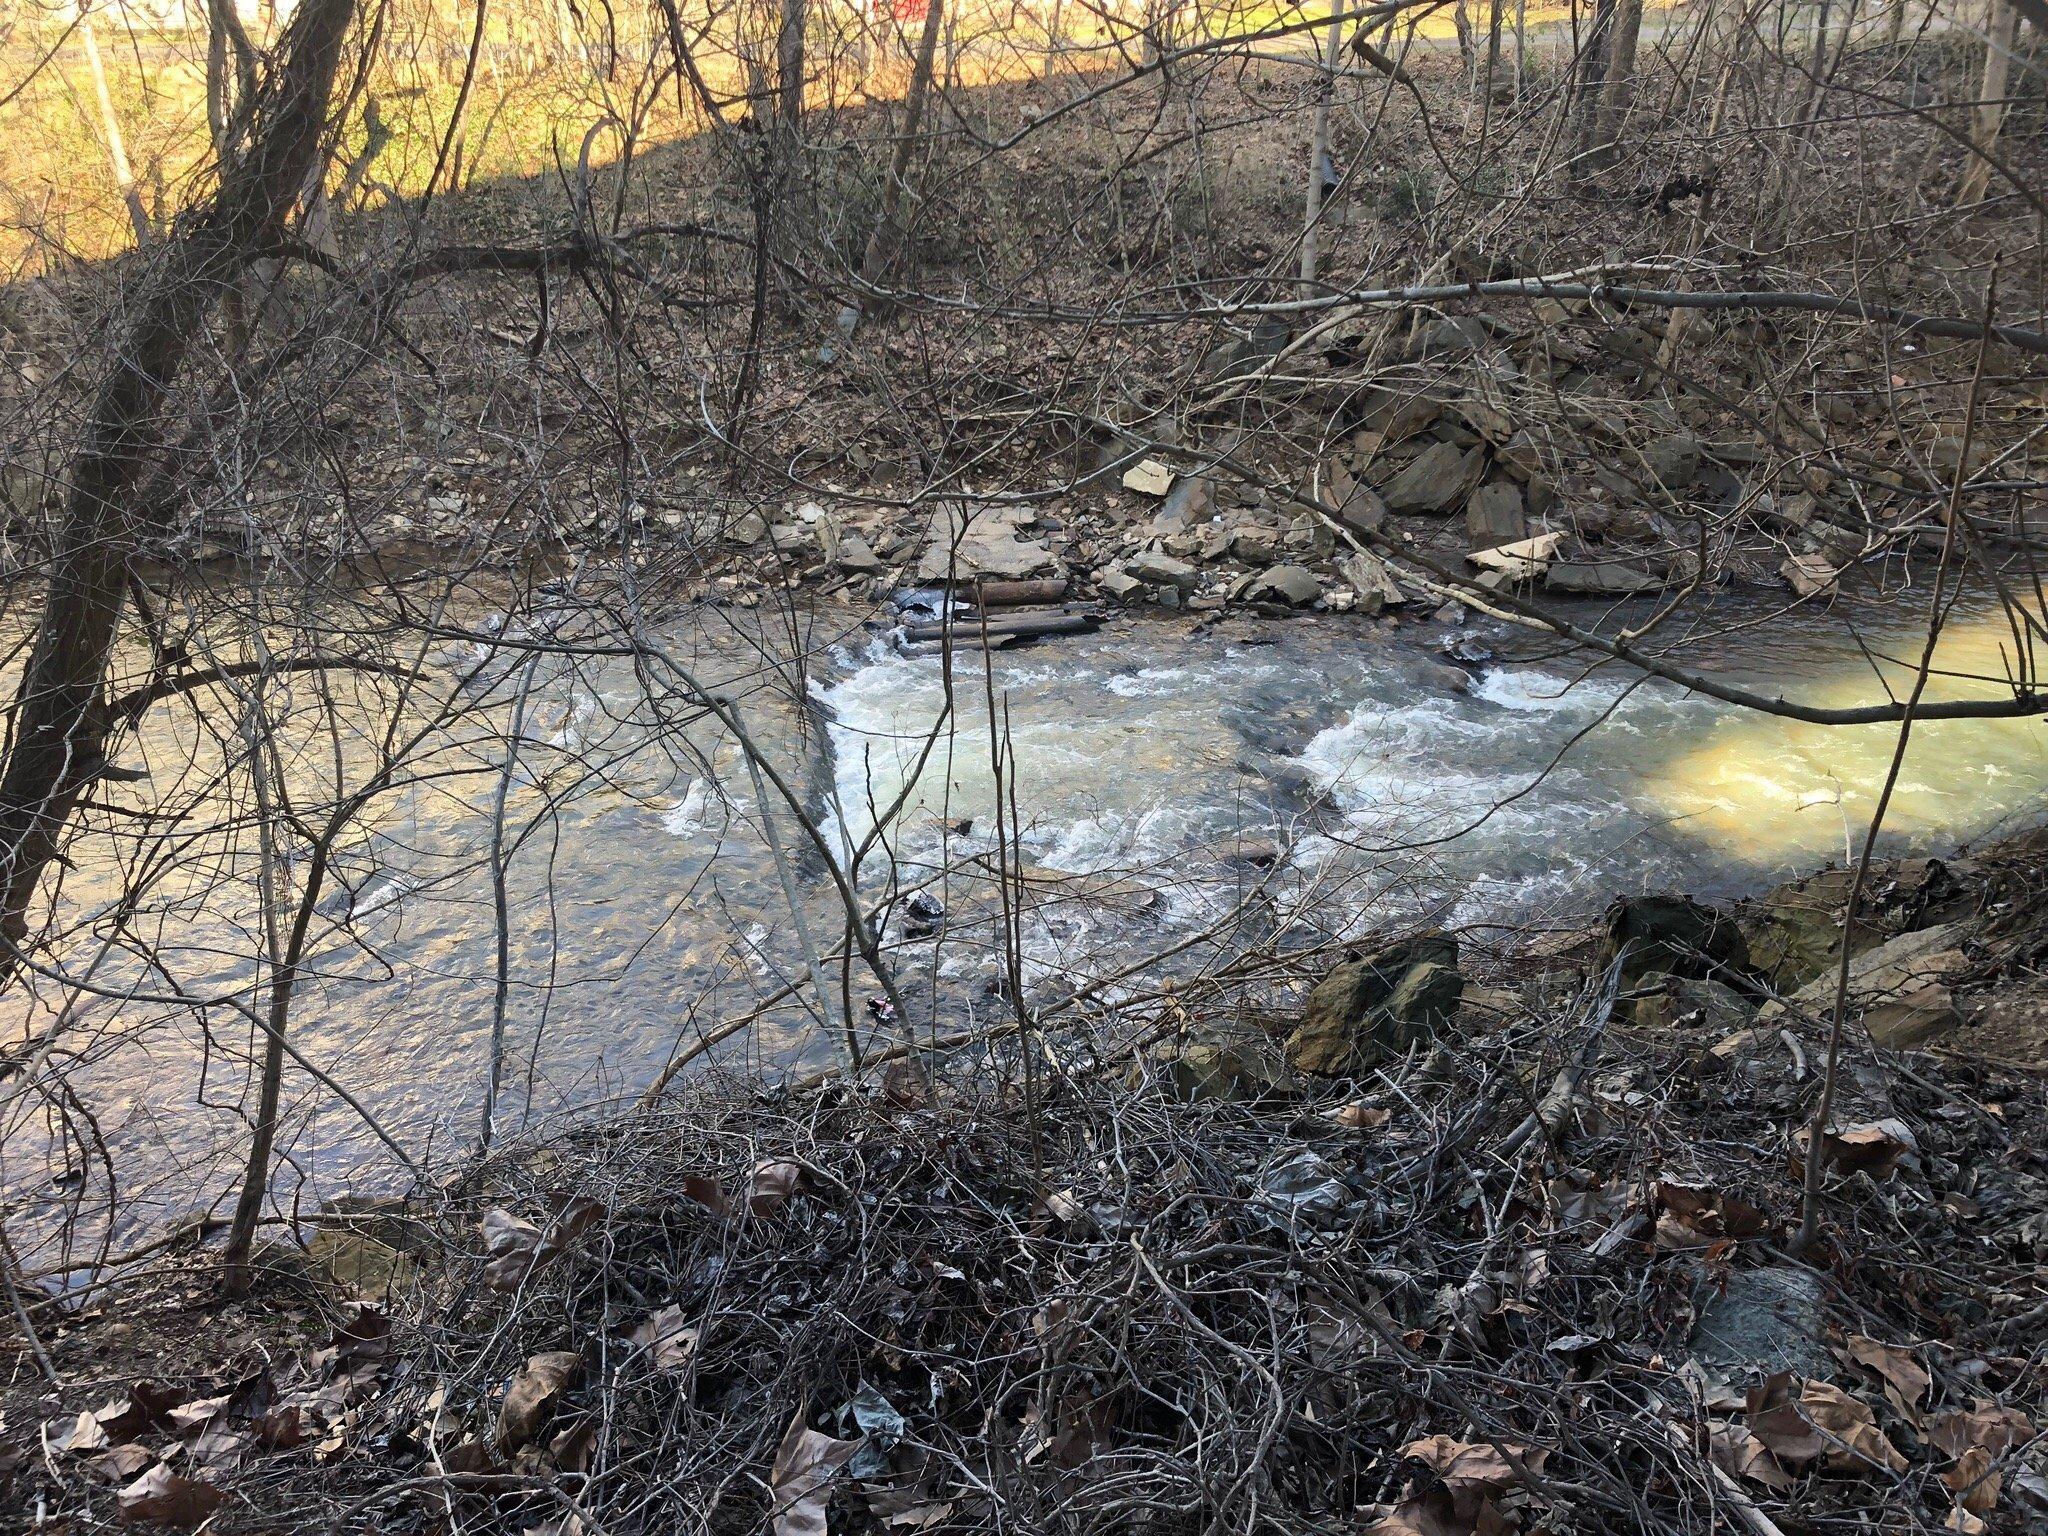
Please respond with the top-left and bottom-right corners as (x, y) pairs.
(1324, 460), (1388, 536)
(1202, 315), (1293, 383)
(1383, 441), (1486, 515)
(1338, 551), (1405, 614)
(1127, 550), (1201, 592)
(1160, 475), (1213, 525)
(1691, 1266), (1833, 1381)
(1287, 932), (1463, 1076)
(1544, 560), (1663, 596)
(916, 502), (1056, 581)
(1603, 894), (1749, 987)
(1097, 565), (1144, 600)
(1246, 563), (1322, 607)
(1465, 480), (1526, 546)
(1643, 434), (1703, 491)
(1416, 314), (1493, 359)
(1633, 975), (1755, 1035)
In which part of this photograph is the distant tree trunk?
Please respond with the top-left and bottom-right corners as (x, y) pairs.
(1957, 0), (2017, 204)
(78, 5), (152, 249)
(1574, 0), (1617, 165)
(777, 0), (808, 135)
(0, 0), (356, 978)
(836, 0), (944, 333)
(1595, 0), (1644, 163)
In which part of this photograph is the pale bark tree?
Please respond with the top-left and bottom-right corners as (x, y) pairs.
(1957, 0), (2017, 205)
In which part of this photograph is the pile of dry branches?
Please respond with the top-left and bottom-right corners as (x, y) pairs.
(14, 942), (2045, 1536)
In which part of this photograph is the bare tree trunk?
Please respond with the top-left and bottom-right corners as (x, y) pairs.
(837, 0), (945, 333)
(1300, 0), (1345, 289)
(1574, 0), (1618, 165)
(1957, 0), (2017, 204)
(1594, 0), (1645, 164)
(0, 0), (356, 978)
(78, 5), (152, 249)
(777, 0), (808, 135)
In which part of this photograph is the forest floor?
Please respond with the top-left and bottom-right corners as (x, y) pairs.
(4, 831), (2048, 1534)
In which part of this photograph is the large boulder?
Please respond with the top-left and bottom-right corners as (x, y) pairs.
(1127, 550), (1200, 593)
(1323, 459), (1388, 536)
(1287, 932), (1462, 1075)
(1758, 922), (1968, 1047)
(1465, 480), (1526, 547)
(1632, 975), (1755, 1036)
(1382, 441), (1486, 515)
(916, 502), (1056, 581)
(1601, 894), (1748, 987)
(1245, 563), (1322, 607)
(1150, 1023), (1290, 1103)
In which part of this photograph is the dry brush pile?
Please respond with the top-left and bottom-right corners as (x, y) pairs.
(7, 927), (2047, 1535)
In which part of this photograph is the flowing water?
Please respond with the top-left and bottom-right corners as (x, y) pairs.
(6, 596), (2047, 1263)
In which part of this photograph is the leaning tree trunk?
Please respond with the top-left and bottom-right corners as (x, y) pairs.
(836, 0), (945, 334)
(0, 0), (355, 978)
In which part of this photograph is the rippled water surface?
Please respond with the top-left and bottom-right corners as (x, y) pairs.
(7, 598), (2045, 1256)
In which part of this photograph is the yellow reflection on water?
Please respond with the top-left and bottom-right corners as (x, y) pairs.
(1644, 613), (2048, 864)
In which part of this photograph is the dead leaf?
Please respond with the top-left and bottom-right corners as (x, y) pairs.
(1945, 1506), (1987, 1535)
(117, 1464), (225, 1527)
(495, 1351), (581, 1451)
(1842, 1335), (1929, 1418)
(768, 1409), (859, 1536)
(186, 1422), (251, 1470)
(1746, 1375), (1827, 1466)
(629, 1306), (700, 1371)
(1945, 1445), (2002, 1516)
(95, 1383), (180, 1441)
(49, 1408), (110, 1454)
(682, 1174), (729, 1218)
(1708, 1422), (1793, 1492)
(252, 1401), (309, 1450)
(1752, 1379), (1906, 1475)
(749, 1161), (803, 1218)
(1040, 1187), (1084, 1224)
(96, 1443), (156, 1482)
(1400, 1433), (1542, 1494)
(864, 1486), (955, 1530)
(1325, 1101), (1393, 1130)
(1929, 1400), (2035, 1459)
(166, 1396), (229, 1434)
(1796, 1118), (1919, 1177)
(480, 1197), (605, 1291)
(328, 1305), (392, 1362)
(1656, 1181), (1768, 1241)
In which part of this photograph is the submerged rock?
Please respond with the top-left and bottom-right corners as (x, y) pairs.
(1287, 932), (1462, 1075)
